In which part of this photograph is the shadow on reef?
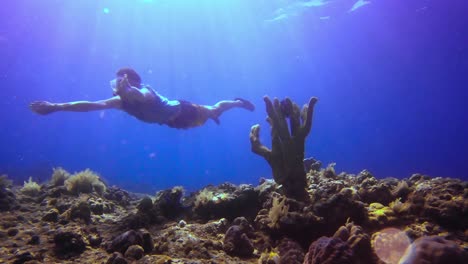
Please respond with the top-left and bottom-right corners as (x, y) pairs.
(0, 96), (467, 264)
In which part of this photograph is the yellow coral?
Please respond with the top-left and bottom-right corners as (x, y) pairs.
(258, 250), (280, 264)
(368, 203), (397, 226)
(194, 189), (215, 207)
(212, 192), (229, 202)
(194, 188), (230, 207)
(268, 196), (289, 229)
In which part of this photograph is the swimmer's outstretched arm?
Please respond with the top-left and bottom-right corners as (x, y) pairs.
(30, 97), (121, 115)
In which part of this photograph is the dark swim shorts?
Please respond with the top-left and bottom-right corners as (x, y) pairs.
(166, 100), (205, 129)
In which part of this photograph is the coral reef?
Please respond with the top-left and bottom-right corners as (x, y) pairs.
(250, 96), (318, 201)
(0, 166), (466, 264)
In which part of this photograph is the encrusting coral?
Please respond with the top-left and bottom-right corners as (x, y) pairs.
(250, 96), (318, 201)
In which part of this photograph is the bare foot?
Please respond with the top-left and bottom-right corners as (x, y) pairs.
(29, 101), (57, 115)
(235, 98), (255, 111)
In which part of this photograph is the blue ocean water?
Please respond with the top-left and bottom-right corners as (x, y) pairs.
(0, 0), (467, 193)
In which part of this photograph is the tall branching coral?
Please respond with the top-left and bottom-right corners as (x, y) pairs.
(250, 96), (318, 201)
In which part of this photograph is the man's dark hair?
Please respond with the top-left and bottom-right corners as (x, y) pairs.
(116, 67), (142, 88)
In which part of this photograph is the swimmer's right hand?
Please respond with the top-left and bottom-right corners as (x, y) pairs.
(115, 74), (132, 96)
(29, 101), (57, 115)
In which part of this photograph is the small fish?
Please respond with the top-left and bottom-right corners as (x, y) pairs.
(349, 0), (371, 13)
(266, 0), (332, 23)
(300, 0), (333, 8)
(265, 13), (290, 23)
(416, 6), (428, 13)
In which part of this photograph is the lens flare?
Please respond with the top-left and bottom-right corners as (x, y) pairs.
(371, 228), (411, 264)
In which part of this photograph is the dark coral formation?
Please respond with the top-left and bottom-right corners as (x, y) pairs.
(106, 229), (153, 255)
(254, 193), (323, 246)
(304, 236), (352, 264)
(104, 186), (132, 206)
(303, 222), (376, 264)
(250, 96), (318, 201)
(277, 238), (305, 264)
(0, 174), (17, 212)
(53, 230), (86, 259)
(223, 217), (255, 257)
(122, 186), (186, 229)
(191, 183), (259, 221)
(333, 222), (375, 263)
(408, 176), (468, 229)
(400, 236), (468, 264)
